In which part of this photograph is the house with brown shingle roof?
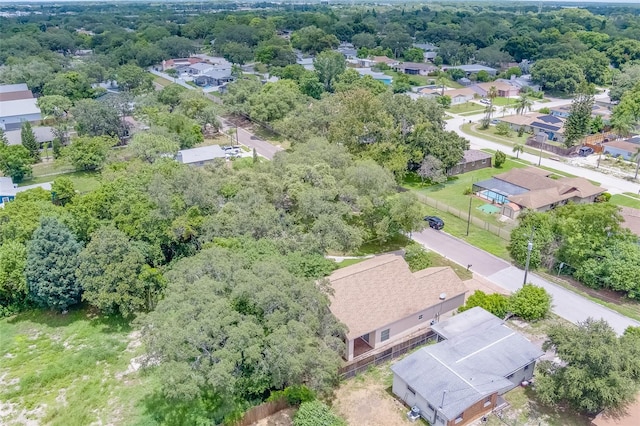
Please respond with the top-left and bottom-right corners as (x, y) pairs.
(473, 81), (519, 98)
(326, 253), (467, 361)
(472, 167), (606, 218)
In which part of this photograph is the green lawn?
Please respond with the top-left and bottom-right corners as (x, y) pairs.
(153, 75), (173, 87)
(611, 194), (640, 209)
(461, 122), (559, 160)
(491, 97), (518, 106)
(404, 159), (526, 228)
(425, 251), (473, 280)
(447, 102), (484, 115)
(0, 308), (157, 426)
(19, 171), (102, 194)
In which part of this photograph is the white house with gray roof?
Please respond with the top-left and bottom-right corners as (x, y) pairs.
(0, 83), (41, 131)
(176, 145), (227, 166)
(391, 307), (543, 426)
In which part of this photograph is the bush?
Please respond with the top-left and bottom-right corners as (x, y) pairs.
(539, 107), (551, 114)
(294, 401), (346, 426)
(269, 385), (316, 406)
(509, 284), (552, 320)
(458, 290), (510, 318)
(404, 243), (432, 272)
(494, 150), (507, 168)
(595, 192), (611, 203)
(495, 122), (512, 136)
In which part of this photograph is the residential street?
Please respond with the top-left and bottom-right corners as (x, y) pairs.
(412, 228), (640, 334)
(445, 95), (640, 195)
(217, 117), (284, 160)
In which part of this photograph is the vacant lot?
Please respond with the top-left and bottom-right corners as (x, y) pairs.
(333, 366), (415, 426)
(0, 308), (155, 426)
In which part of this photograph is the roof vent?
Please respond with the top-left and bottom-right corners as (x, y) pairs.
(439, 293), (447, 300)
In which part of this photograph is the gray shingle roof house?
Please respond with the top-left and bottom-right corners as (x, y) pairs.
(391, 307), (543, 426)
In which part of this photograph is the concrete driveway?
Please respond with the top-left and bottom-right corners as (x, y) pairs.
(413, 228), (640, 334)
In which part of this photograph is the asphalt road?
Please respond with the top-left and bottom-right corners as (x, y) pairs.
(218, 118), (284, 160)
(413, 228), (640, 334)
(445, 95), (640, 195)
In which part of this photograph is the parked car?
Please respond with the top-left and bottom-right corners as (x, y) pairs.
(480, 98), (490, 105)
(578, 146), (594, 157)
(424, 216), (444, 230)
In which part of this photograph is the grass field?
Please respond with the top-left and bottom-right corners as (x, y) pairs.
(0, 308), (156, 426)
(18, 170), (102, 194)
(610, 194), (640, 209)
(447, 102), (484, 114)
(491, 97), (518, 106)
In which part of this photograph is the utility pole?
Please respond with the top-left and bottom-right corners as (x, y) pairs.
(523, 227), (535, 285)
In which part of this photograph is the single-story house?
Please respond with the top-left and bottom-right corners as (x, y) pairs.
(336, 43), (358, 60)
(391, 307), (543, 426)
(457, 77), (472, 86)
(183, 62), (216, 76)
(176, 145), (227, 166)
(442, 88), (477, 105)
(296, 56), (315, 71)
(497, 112), (545, 133)
(496, 75), (540, 92)
(550, 104), (612, 122)
(194, 69), (235, 87)
(530, 114), (565, 143)
(472, 81), (519, 98)
(355, 68), (393, 85)
(472, 167), (606, 218)
(603, 140), (640, 160)
(371, 56), (399, 67)
(445, 64), (498, 77)
(413, 43), (438, 61)
(326, 253), (467, 361)
(0, 83), (42, 131)
(395, 62), (438, 76)
(161, 57), (203, 71)
(0, 177), (18, 205)
(447, 150), (493, 176)
(4, 126), (56, 147)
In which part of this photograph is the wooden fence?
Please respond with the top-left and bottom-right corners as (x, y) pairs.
(231, 398), (290, 426)
(525, 137), (575, 156)
(414, 193), (515, 240)
(339, 330), (437, 379)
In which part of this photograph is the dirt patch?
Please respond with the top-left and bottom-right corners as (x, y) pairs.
(251, 407), (296, 426)
(333, 368), (411, 426)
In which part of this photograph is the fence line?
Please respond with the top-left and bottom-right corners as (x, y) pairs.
(231, 398), (290, 426)
(414, 193), (514, 240)
(339, 331), (437, 379)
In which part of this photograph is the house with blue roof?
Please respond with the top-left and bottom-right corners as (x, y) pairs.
(391, 307), (543, 426)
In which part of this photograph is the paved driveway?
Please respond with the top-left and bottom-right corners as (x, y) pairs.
(412, 228), (640, 334)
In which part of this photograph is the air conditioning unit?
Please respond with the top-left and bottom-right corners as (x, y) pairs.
(407, 406), (421, 422)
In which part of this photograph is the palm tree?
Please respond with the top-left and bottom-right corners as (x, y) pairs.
(611, 114), (634, 139)
(513, 144), (525, 159)
(482, 86), (499, 126)
(515, 93), (533, 115)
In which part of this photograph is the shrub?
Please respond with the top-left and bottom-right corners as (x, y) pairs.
(494, 150), (507, 167)
(294, 401), (346, 426)
(458, 290), (510, 318)
(269, 385), (316, 406)
(509, 284), (552, 320)
(495, 122), (512, 136)
(404, 243), (432, 272)
(539, 107), (551, 114)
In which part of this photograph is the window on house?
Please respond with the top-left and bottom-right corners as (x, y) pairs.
(455, 414), (464, 424)
(428, 404), (435, 412)
(407, 386), (416, 395)
(524, 364), (529, 370)
(482, 159), (487, 164)
(418, 314), (423, 320)
(381, 329), (390, 342)
(484, 396), (492, 407)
